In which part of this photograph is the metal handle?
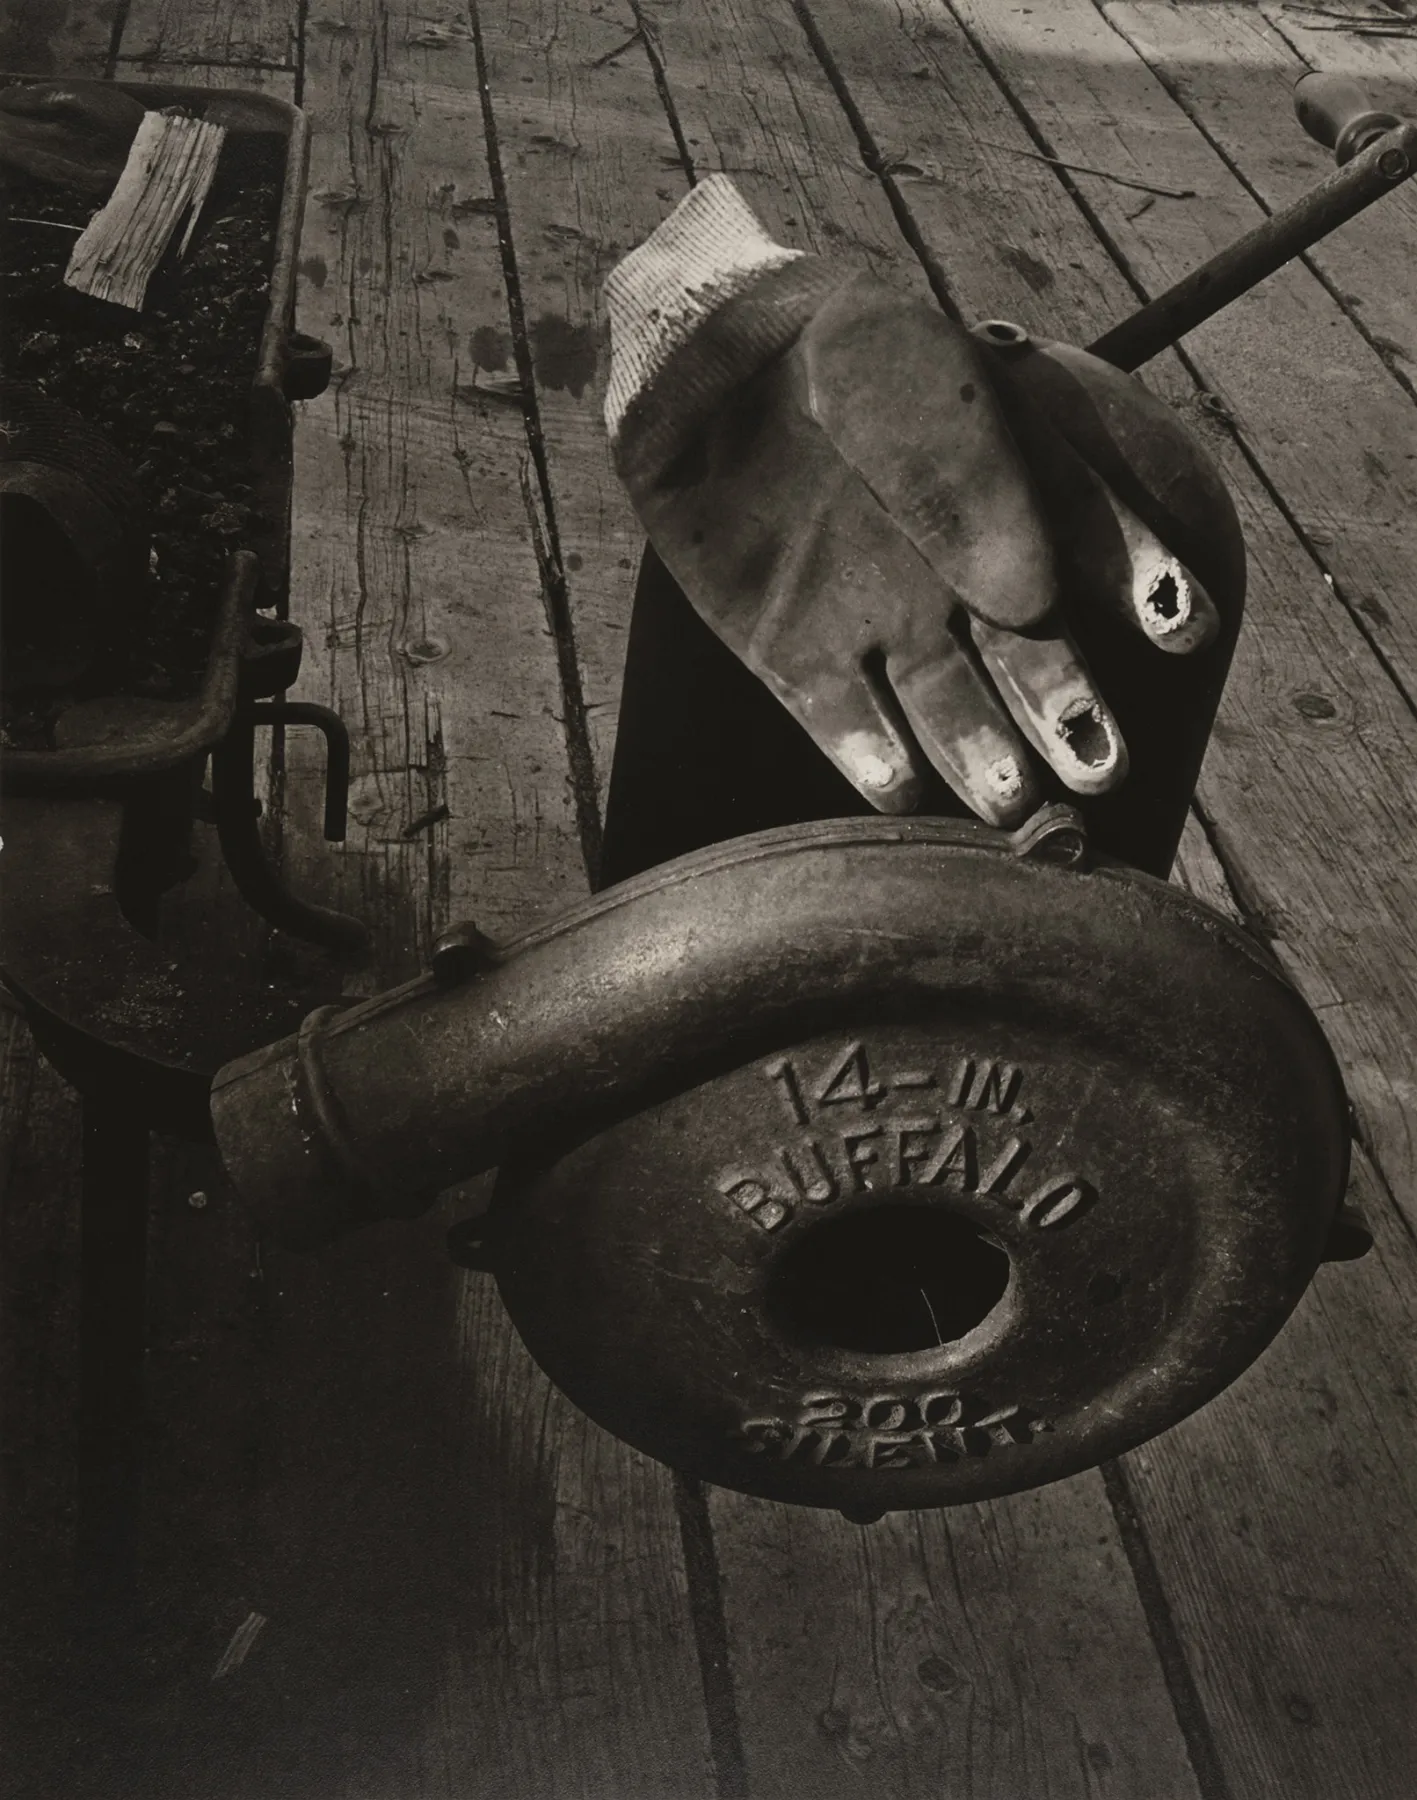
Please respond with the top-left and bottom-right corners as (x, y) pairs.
(1089, 101), (1417, 372)
(1294, 71), (1402, 166)
(251, 701), (352, 842)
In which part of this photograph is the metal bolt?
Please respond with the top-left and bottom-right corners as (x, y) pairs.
(188, 1190), (209, 1209)
(431, 920), (498, 986)
(1009, 802), (1089, 870)
(1379, 147), (1410, 181)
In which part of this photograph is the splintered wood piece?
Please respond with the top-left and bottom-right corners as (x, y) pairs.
(63, 109), (226, 312)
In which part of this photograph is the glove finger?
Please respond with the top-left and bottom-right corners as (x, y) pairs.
(1079, 482), (1220, 655)
(799, 276), (1059, 632)
(975, 337), (1219, 653)
(886, 637), (1043, 827)
(760, 662), (930, 816)
(971, 617), (1129, 797)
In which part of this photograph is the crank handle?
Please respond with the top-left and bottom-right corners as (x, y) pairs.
(1294, 71), (1403, 167)
(1090, 76), (1417, 372)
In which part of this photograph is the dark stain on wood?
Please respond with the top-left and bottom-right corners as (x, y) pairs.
(469, 322), (510, 368)
(529, 312), (598, 396)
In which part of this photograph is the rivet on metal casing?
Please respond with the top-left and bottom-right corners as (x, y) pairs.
(970, 318), (1032, 354)
(431, 919), (499, 986)
(1008, 802), (1089, 870)
(839, 1504), (888, 1526)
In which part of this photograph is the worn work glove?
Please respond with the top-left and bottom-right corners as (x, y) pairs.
(603, 176), (1220, 826)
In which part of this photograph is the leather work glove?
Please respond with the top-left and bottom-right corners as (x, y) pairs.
(603, 176), (1222, 826)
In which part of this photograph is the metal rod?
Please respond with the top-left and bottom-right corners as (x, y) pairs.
(1088, 120), (1417, 372)
(210, 707), (370, 955)
(251, 700), (352, 841)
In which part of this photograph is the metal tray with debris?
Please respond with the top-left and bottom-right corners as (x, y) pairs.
(0, 78), (329, 793)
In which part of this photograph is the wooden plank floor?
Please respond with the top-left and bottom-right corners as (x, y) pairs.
(3, 1), (1416, 1795)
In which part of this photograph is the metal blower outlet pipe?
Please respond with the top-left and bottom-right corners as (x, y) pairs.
(211, 819), (1042, 1248)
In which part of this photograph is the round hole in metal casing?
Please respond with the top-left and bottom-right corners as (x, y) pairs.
(766, 1204), (1012, 1355)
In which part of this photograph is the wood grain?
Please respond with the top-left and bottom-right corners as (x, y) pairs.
(1, 5), (299, 1792)
(64, 110), (227, 310)
(862, 0), (1417, 1230)
(2, 1), (711, 1794)
(275, 2), (714, 1793)
(111, 0), (297, 76)
(708, 1482), (1206, 1800)
(471, 0), (682, 804)
(0, 0), (114, 76)
(1256, 0), (1417, 380)
(1091, 2), (1417, 698)
(639, 0), (934, 289)
(795, 2), (1417, 1792)
(642, 4), (1214, 1794)
(13, 0), (1417, 1793)
(1122, 1142), (1417, 1800)
(1172, 810), (1246, 925)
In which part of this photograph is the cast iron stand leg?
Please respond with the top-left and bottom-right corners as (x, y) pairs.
(75, 1096), (150, 1604)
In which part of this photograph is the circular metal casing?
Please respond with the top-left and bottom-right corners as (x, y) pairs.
(486, 818), (1349, 1515)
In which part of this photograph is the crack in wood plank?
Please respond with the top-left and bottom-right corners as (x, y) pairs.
(819, 4), (1417, 1792)
(641, 3), (1212, 1794)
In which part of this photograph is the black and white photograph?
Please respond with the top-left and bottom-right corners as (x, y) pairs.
(0, 0), (1412, 1793)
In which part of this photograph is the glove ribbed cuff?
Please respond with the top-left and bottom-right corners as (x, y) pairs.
(604, 175), (805, 443)
(605, 177), (853, 491)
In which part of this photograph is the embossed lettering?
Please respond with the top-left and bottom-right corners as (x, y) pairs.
(734, 1389), (1048, 1468)
(917, 1123), (978, 1188)
(727, 1043), (1094, 1235)
(979, 1135), (1032, 1194)
(970, 1405), (1033, 1447)
(778, 1140), (838, 1204)
(815, 1041), (886, 1110)
(952, 1057), (1022, 1115)
(841, 1125), (884, 1191)
(717, 1171), (790, 1232)
(891, 1117), (943, 1186)
(800, 1393), (853, 1429)
(867, 1433), (937, 1470)
(783, 1427), (852, 1466)
(737, 1417), (792, 1455)
(920, 1392), (967, 1428)
(1019, 1176), (1092, 1230)
(765, 1057), (810, 1125)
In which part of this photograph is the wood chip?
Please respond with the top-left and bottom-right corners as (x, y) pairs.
(211, 1610), (267, 1680)
(63, 110), (227, 313)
